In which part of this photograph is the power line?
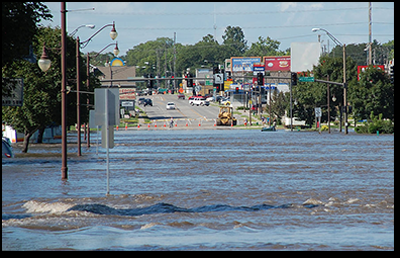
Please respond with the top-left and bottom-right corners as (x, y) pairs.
(118, 21), (368, 31)
(91, 7), (373, 16)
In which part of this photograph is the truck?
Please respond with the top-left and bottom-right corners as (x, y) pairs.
(216, 106), (237, 126)
(283, 116), (306, 129)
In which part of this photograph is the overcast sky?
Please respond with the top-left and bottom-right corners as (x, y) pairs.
(41, 2), (394, 56)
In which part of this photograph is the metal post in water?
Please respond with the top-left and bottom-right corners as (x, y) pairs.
(105, 89), (110, 195)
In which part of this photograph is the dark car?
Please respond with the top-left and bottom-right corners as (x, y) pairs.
(143, 98), (153, 106)
(138, 97), (145, 105)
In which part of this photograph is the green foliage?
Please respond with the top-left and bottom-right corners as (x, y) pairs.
(355, 112), (394, 134)
(2, 2), (52, 68)
(350, 66), (394, 122)
(246, 36), (289, 57)
(123, 26), (286, 77)
(222, 26), (248, 55)
(2, 26), (101, 152)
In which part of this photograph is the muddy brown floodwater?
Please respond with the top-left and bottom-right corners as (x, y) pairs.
(2, 129), (394, 250)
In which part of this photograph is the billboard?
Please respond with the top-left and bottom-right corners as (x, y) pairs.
(290, 42), (321, 72)
(263, 56), (291, 71)
(231, 57), (261, 72)
(119, 88), (136, 100)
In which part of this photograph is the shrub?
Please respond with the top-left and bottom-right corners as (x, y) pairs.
(355, 112), (394, 134)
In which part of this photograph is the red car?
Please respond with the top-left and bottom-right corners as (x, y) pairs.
(177, 93), (185, 100)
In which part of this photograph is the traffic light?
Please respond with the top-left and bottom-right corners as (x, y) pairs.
(213, 67), (219, 75)
(186, 73), (193, 87)
(390, 65), (394, 85)
(257, 72), (264, 86)
(213, 67), (219, 88)
(291, 72), (297, 86)
(148, 73), (153, 88)
(235, 87), (239, 93)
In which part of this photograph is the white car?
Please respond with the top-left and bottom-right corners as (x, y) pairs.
(166, 102), (176, 110)
(189, 98), (209, 106)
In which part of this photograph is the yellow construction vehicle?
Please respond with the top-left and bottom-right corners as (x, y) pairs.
(216, 106), (237, 126)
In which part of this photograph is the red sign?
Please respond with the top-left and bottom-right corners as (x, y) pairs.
(119, 88), (136, 100)
(263, 56), (291, 71)
(357, 65), (385, 80)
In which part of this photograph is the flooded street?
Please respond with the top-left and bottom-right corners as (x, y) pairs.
(2, 129), (394, 250)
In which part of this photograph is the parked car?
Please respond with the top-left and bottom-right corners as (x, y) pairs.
(189, 98), (210, 106)
(177, 93), (185, 100)
(143, 98), (153, 106)
(166, 102), (176, 110)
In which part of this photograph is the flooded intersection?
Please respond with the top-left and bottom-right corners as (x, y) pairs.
(2, 129), (394, 250)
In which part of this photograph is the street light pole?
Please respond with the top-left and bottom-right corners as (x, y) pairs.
(61, 2), (68, 179)
(76, 37), (81, 156)
(343, 44), (348, 134)
(312, 27), (348, 134)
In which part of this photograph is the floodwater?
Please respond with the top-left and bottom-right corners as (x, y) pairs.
(2, 129), (394, 250)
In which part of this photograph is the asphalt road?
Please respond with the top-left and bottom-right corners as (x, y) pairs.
(140, 94), (221, 127)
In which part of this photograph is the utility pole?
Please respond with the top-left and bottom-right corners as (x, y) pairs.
(76, 37), (81, 156)
(368, 2), (372, 65)
(61, 2), (68, 179)
(343, 44), (348, 134)
(173, 32), (176, 90)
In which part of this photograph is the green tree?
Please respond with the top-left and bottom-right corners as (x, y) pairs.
(245, 36), (287, 57)
(293, 55), (357, 126)
(222, 26), (248, 56)
(2, 26), (99, 153)
(2, 2), (52, 95)
(270, 90), (289, 122)
(350, 66), (394, 122)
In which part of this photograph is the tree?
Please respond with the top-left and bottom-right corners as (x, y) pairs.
(293, 55), (357, 126)
(270, 90), (289, 123)
(2, 2), (52, 96)
(2, 26), (99, 153)
(350, 66), (394, 122)
(245, 36), (287, 57)
(222, 26), (248, 55)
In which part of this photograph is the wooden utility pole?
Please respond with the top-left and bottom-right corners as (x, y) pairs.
(368, 2), (372, 65)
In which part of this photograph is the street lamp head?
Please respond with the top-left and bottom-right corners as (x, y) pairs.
(38, 43), (51, 72)
(86, 24), (95, 29)
(113, 42), (120, 56)
(110, 21), (118, 40)
(311, 28), (320, 32)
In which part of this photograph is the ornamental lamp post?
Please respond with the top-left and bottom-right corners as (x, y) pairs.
(38, 44), (51, 72)
(110, 21), (118, 40)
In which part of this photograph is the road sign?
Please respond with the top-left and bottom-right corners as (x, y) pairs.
(214, 73), (223, 84)
(299, 77), (315, 82)
(315, 107), (322, 117)
(2, 78), (24, 106)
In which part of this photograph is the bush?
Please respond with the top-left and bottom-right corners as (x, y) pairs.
(355, 112), (394, 134)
